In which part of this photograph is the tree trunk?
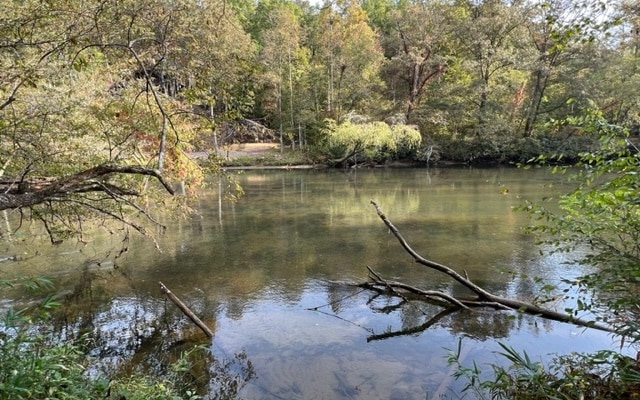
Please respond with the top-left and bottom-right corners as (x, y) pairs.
(523, 66), (550, 137)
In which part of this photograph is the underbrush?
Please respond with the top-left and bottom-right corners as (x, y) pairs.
(0, 278), (204, 400)
(0, 324), (205, 400)
(434, 132), (599, 165)
(448, 340), (640, 400)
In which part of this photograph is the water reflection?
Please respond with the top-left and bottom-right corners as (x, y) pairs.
(0, 167), (627, 399)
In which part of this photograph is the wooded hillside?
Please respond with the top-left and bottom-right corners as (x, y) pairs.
(0, 0), (636, 238)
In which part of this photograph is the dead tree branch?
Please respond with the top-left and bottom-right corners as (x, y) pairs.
(367, 308), (456, 342)
(369, 200), (616, 334)
(365, 266), (470, 310)
(160, 281), (213, 338)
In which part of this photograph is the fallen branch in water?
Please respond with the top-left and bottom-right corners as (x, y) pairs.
(366, 308), (456, 342)
(159, 281), (213, 338)
(363, 266), (471, 310)
(367, 200), (616, 335)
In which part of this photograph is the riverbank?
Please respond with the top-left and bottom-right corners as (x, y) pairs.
(193, 142), (435, 169)
(192, 142), (322, 169)
(192, 142), (511, 169)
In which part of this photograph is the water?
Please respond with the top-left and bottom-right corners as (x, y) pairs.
(0, 167), (627, 399)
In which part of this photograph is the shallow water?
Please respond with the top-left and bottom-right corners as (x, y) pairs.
(0, 167), (627, 399)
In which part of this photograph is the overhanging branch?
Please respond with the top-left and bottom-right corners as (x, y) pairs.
(0, 163), (174, 211)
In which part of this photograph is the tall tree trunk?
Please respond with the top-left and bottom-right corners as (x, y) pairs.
(398, 29), (445, 122)
(210, 103), (219, 155)
(158, 115), (167, 170)
(288, 51), (295, 134)
(523, 66), (550, 137)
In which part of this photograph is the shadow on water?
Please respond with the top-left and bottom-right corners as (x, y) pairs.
(0, 167), (629, 399)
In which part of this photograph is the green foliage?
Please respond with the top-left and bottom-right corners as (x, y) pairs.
(0, 277), (100, 399)
(433, 130), (600, 164)
(321, 118), (421, 164)
(447, 339), (640, 400)
(0, 331), (102, 399)
(521, 107), (640, 340)
(0, 279), (208, 400)
(0, 327), (205, 400)
(107, 347), (204, 400)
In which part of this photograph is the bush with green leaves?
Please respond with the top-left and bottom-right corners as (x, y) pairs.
(0, 329), (102, 399)
(320, 118), (422, 165)
(447, 340), (640, 400)
(521, 108), (640, 341)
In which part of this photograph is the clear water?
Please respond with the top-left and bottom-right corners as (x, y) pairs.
(0, 167), (626, 399)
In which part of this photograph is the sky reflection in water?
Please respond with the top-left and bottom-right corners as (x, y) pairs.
(0, 167), (629, 399)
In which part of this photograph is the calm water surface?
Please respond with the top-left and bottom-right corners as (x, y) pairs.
(0, 167), (625, 399)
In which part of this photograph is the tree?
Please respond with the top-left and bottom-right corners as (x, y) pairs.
(592, 1), (640, 130)
(454, 0), (531, 132)
(178, 0), (257, 153)
(305, 0), (384, 121)
(520, 0), (612, 137)
(616, 0), (640, 56)
(332, 0), (385, 118)
(321, 117), (421, 166)
(0, 0), (246, 242)
(383, 0), (450, 121)
(256, 2), (308, 149)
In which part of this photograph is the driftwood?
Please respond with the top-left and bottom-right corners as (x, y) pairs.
(367, 200), (616, 334)
(159, 281), (213, 338)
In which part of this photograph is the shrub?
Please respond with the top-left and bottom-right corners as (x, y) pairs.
(448, 340), (640, 400)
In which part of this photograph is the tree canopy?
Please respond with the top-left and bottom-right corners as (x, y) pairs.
(0, 0), (252, 241)
(0, 0), (636, 238)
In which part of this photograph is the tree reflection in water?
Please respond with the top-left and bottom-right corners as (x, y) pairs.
(43, 263), (257, 399)
(0, 168), (622, 399)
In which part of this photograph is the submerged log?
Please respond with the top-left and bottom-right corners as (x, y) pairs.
(159, 281), (213, 338)
(368, 200), (616, 335)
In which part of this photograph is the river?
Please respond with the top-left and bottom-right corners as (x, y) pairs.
(0, 167), (625, 399)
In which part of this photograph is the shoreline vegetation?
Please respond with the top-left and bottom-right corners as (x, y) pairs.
(1, 0), (639, 397)
(197, 142), (479, 169)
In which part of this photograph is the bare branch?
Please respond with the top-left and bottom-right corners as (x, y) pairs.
(366, 308), (455, 342)
(160, 281), (213, 338)
(369, 200), (616, 334)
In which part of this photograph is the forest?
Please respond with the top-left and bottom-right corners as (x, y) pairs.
(2, 0), (640, 398)
(2, 0), (637, 179)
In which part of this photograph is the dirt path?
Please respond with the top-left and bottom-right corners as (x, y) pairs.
(224, 143), (280, 159)
(190, 143), (280, 160)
